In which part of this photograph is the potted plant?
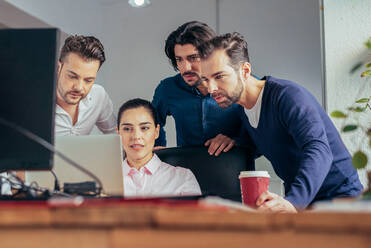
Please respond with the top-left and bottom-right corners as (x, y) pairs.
(330, 38), (371, 198)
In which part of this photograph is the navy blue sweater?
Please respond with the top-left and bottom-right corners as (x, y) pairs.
(240, 76), (363, 208)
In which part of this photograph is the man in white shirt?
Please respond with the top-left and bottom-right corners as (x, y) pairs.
(55, 35), (116, 136)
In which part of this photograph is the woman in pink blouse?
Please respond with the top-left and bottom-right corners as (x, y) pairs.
(116, 98), (201, 197)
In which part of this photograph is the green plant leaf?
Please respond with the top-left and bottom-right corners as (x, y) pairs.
(366, 62), (371, 68)
(350, 62), (363, 74)
(349, 106), (366, 112)
(343, 125), (358, 132)
(361, 70), (371, 77)
(355, 98), (369, 103)
(365, 39), (371, 49)
(330, 110), (347, 118)
(356, 106), (366, 112)
(352, 151), (368, 169)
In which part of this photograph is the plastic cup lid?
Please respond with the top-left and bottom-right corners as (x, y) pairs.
(239, 170), (270, 178)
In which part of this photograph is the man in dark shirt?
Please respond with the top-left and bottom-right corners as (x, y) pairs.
(198, 32), (363, 212)
(152, 21), (242, 156)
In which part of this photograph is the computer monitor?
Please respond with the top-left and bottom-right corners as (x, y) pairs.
(0, 28), (59, 171)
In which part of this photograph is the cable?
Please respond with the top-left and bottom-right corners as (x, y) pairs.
(0, 174), (46, 198)
(0, 173), (74, 199)
(0, 173), (3, 194)
(0, 117), (103, 194)
(50, 170), (61, 191)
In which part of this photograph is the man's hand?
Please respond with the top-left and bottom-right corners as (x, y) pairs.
(16, 171), (25, 182)
(153, 146), (166, 151)
(204, 134), (235, 156)
(256, 191), (297, 213)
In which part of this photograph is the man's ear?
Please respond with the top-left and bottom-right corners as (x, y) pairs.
(155, 124), (160, 139)
(57, 61), (62, 75)
(240, 62), (252, 81)
(116, 126), (119, 134)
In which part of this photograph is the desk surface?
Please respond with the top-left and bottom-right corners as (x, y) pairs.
(0, 198), (370, 248)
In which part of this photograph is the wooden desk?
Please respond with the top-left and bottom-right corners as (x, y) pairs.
(0, 199), (370, 248)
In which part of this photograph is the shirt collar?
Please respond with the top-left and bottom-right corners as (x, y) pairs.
(245, 86), (264, 112)
(78, 92), (92, 111)
(55, 104), (66, 114)
(123, 153), (162, 176)
(55, 87), (94, 114)
(244, 84), (265, 128)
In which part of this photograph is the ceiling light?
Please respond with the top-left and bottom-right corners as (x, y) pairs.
(128, 0), (150, 8)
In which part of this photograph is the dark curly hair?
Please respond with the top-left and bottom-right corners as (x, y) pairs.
(165, 21), (216, 71)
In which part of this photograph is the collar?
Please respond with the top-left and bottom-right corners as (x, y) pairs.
(55, 86), (95, 114)
(244, 85), (265, 128)
(55, 104), (67, 114)
(123, 153), (162, 176)
(245, 85), (265, 112)
(77, 91), (92, 111)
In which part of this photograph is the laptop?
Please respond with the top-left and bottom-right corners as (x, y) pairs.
(26, 135), (124, 196)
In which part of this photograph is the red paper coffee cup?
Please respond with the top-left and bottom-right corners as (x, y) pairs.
(239, 171), (270, 208)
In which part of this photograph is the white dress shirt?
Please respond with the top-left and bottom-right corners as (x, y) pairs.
(123, 154), (201, 197)
(244, 86), (265, 128)
(55, 84), (116, 136)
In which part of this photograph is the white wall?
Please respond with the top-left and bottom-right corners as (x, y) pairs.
(219, 0), (323, 104)
(324, 0), (371, 188)
(0, 0), (52, 28)
(0, 0), (68, 50)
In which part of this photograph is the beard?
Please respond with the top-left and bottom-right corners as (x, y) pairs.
(64, 91), (85, 105)
(212, 77), (243, 108)
(181, 71), (201, 86)
(57, 85), (86, 105)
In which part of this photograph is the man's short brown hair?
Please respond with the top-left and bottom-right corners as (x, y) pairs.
(59, 35), (106, 67)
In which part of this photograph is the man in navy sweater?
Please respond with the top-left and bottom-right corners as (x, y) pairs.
(197, 32), (363, 212)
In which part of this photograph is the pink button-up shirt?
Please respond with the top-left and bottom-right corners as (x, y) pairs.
(123, 154), (201, 197)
